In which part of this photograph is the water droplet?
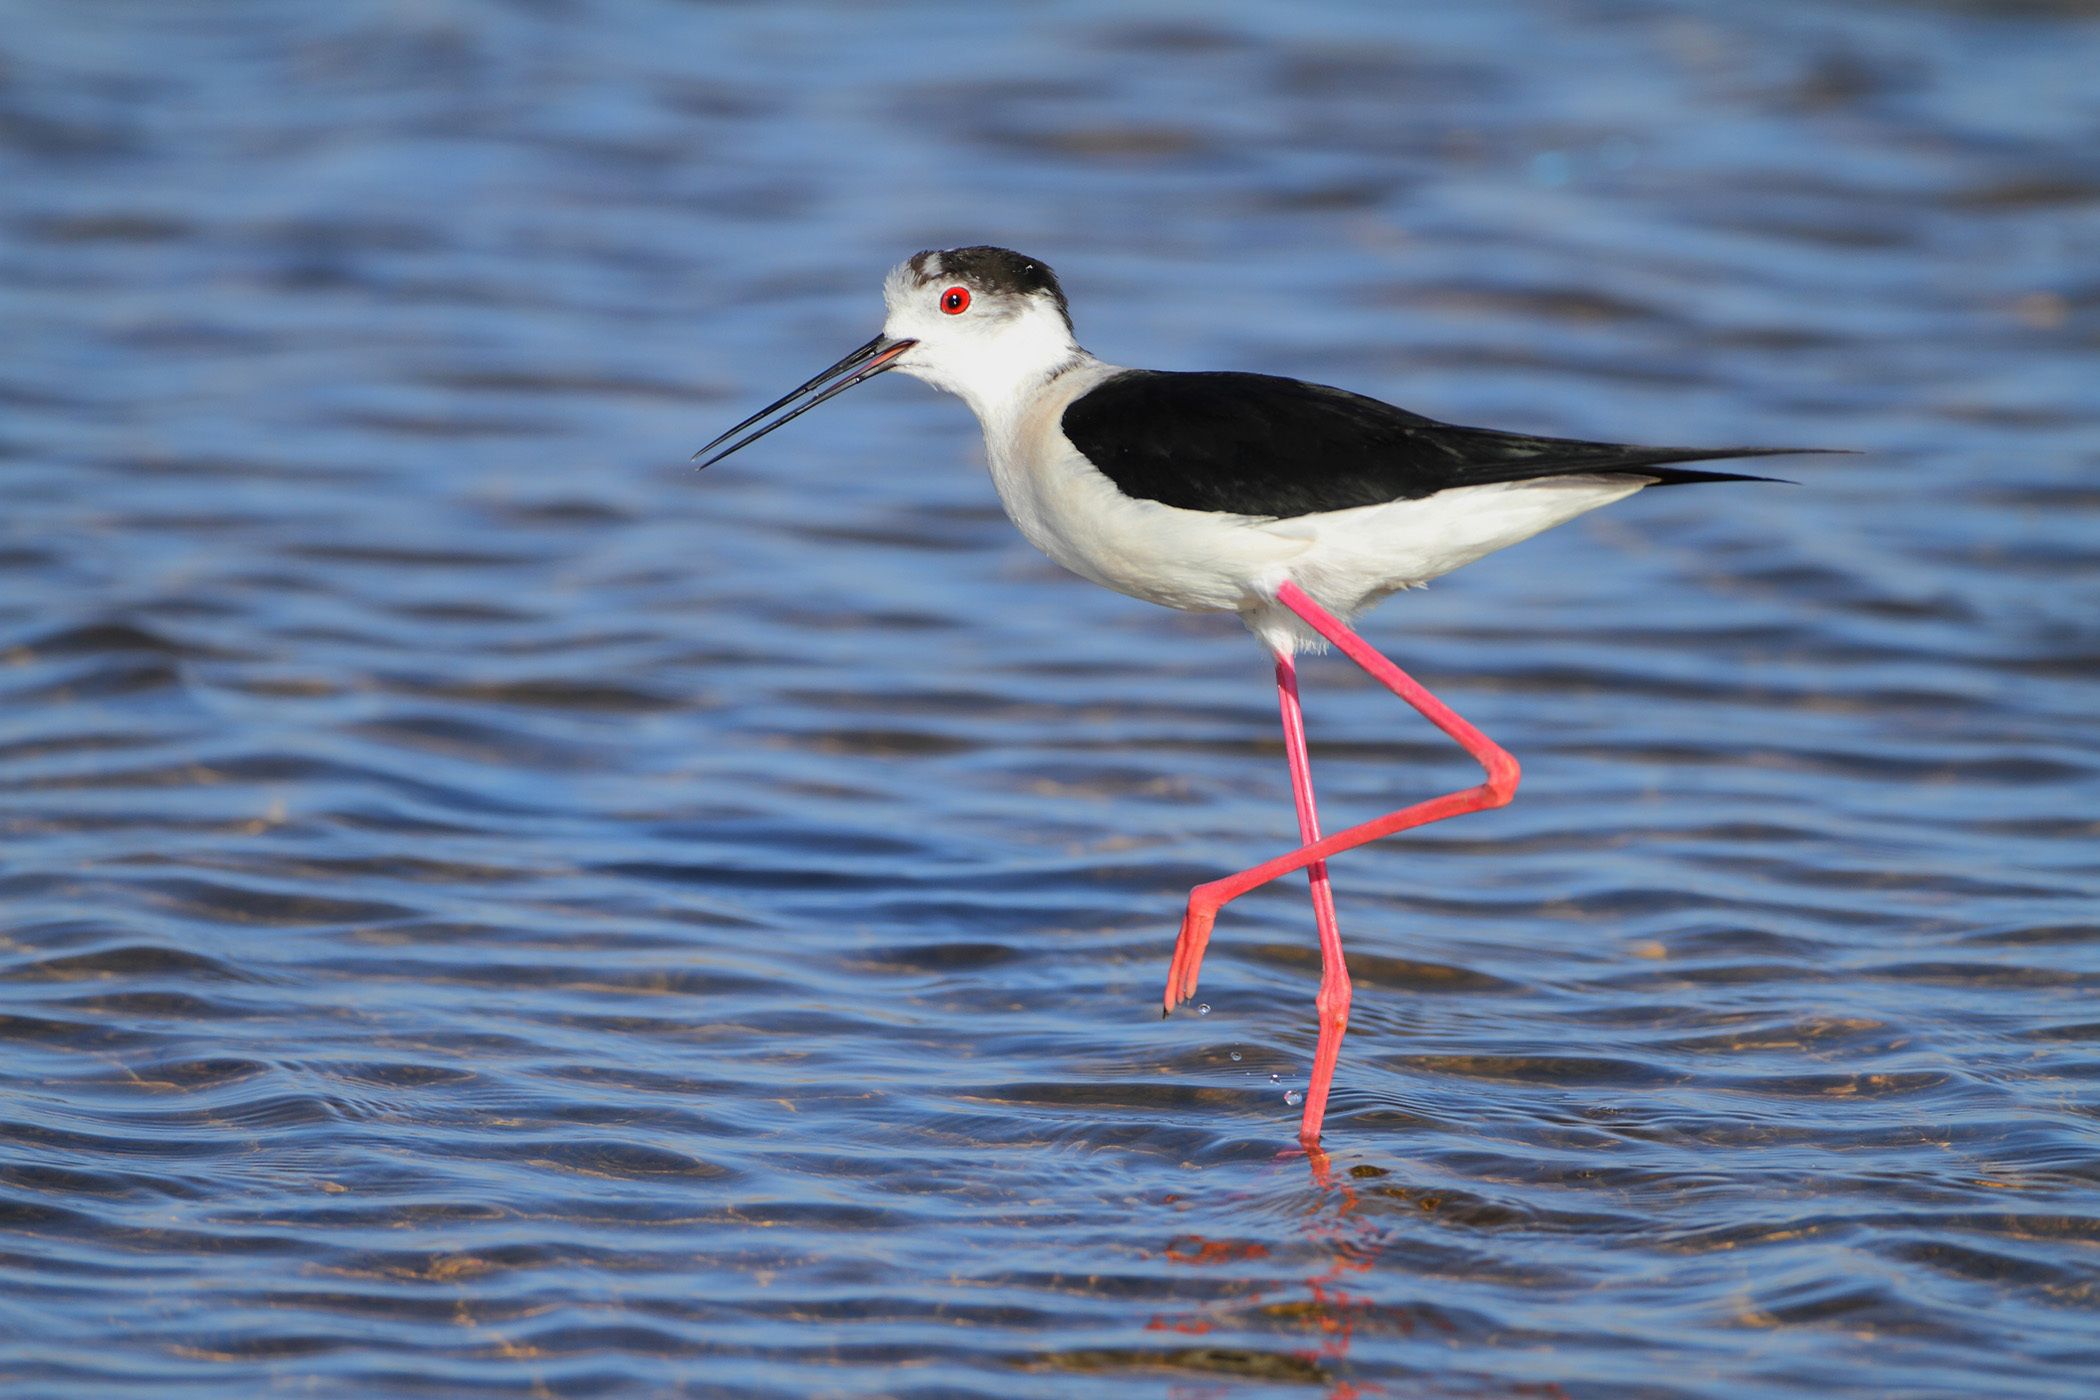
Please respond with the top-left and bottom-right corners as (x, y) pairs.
(1285, 1089), (1303, 1107)
(1229, 1050), (1242, 1062)
(1196, 1003), (1210, 1016)
(1269, 1073), (1280, 1084)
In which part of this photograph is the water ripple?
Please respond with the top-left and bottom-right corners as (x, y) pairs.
(3, 1), (2098, 1396)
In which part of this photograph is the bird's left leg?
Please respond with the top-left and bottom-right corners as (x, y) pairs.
(1164, 582), (1520, 1108)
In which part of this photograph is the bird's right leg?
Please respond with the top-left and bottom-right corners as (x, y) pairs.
(1167, 651), (1343, 1023)
(1164, 581), (1520, 1012)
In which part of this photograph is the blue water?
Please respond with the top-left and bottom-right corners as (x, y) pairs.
(3, 2), (2098, 1395)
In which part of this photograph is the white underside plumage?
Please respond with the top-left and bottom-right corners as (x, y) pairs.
(964, 358), (1650, 656)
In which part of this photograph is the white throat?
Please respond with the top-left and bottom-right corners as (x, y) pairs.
(892, 308), (1090, 433)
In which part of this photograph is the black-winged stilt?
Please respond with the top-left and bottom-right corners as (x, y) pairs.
(696, 246), (1823, 1148)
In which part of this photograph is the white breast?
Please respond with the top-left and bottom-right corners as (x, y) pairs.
(976, 361), (1308, 614)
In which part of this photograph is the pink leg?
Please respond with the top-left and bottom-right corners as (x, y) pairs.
(1276, 654), (1350, 1144)
(1163, 581), (1522, 1145)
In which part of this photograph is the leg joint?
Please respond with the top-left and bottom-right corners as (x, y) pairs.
(1481, 746), (1521, 807)
(1315, 969), (1352, 1021)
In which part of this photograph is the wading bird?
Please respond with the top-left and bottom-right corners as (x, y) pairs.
(696, 246), (1818, 1146)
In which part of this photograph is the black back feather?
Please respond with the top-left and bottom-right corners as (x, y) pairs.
(1061, 370), (1824, 518)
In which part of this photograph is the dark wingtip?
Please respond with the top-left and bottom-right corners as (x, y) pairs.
(1665, 445), (1856, 464)
(1617, 445), (1856, 489)
(1728, 447), (1857, 461)
(1759, 448), (1861, 487)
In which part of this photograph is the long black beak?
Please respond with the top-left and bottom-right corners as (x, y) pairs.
(692, 333), (918, 469)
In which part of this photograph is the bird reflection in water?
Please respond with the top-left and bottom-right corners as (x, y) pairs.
(1150, 1150), (1575, 1398)
(1146, 1149), (1384, 1397)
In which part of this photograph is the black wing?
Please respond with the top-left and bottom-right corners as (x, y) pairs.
(1061, 370), (1822, 518)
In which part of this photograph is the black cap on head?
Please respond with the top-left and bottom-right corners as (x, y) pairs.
(907, 246), (1071, 329)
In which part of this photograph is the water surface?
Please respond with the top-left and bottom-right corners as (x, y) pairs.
(3, 1), (2098, 1395)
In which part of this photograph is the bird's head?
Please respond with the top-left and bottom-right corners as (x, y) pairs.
(694, 246), (1080, 469)
(877, 247), (1078, 406)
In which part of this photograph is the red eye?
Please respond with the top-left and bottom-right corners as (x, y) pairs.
(940, 286), (970, 315)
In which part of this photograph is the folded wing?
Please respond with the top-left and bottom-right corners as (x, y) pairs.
(1062, 370), (1826, 519)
